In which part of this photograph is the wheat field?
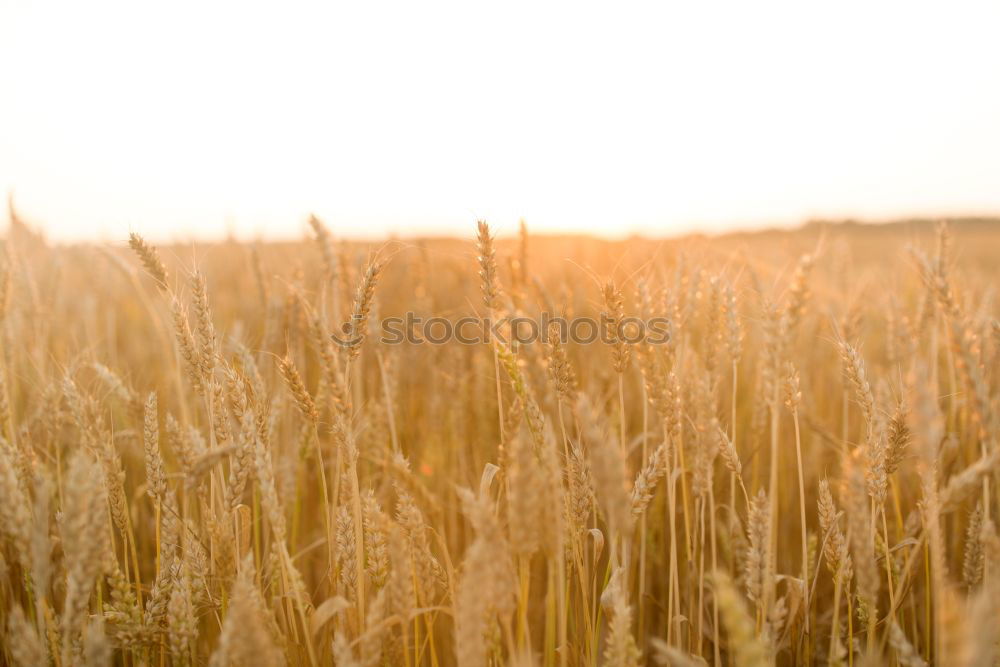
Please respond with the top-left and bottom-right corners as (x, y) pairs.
(0, 213), (998, 666)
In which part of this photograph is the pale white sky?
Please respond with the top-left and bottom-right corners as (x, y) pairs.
(2, 0), (1000, 242)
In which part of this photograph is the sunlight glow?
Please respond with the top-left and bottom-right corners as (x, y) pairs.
(2, 0), (1000, 241)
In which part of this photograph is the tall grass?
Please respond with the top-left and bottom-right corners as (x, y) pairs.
(0, 214), (998, 665)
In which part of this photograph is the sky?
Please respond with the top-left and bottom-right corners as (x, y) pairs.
(2, 0), (1000, 242)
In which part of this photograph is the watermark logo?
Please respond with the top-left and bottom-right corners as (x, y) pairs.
(331, 313), (671, 347)
(336, 317), (365, 348)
